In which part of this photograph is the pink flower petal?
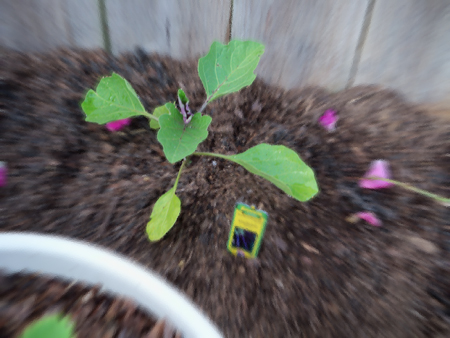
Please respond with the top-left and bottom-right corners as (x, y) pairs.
(359, 160), (395, 189)
(105, 118), (132, 132)
(318, 109), (338, 131)
(356, 211), (382, 226)
(0, 162), (7, 187)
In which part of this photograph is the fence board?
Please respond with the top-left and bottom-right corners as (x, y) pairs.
(106, 0), (231, 58)
(231, 0), (369, 90)
(65, 0), (104, 49)
(0, 0), (102, 52)
(354, 0), (450, 104)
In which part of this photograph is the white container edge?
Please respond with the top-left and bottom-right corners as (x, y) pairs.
(0, 232), (223, 338)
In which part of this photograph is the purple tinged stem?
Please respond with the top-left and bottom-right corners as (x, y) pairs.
(177, 95), (194, 125)
(186, 102), (191, 115)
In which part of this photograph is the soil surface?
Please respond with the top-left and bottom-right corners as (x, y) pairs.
(0, 48), (449, 338)
(0, 272), (182, 338)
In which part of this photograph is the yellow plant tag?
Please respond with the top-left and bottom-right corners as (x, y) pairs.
(227, 203), (268, 258)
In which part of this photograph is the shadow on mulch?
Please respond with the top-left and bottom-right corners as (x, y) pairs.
(0, 48), (449, 338)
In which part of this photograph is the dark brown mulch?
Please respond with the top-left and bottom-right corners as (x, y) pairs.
(0, 271), (182, 338)
(0, 48), (449, 338)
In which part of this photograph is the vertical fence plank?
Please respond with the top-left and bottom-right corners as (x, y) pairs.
(231, 0), (369, 90)
(65, 0), (103, 49)
(354, 0), (450, 105)
(0, 0), (103, 52)
(0, 0), (70, 51)
(106, 0), (231, 58)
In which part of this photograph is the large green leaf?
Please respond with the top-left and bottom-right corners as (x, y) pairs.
(222, 144), (318, 202)
(157, 103), (212, 163)
(82, 73), (147, 124)
(20, 314), (76, 338)
(150, 104), (170, 130)
(198, 40), (265, 102)
(146, 187), (181, 241)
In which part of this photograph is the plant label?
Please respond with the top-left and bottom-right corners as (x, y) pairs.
(227, 203), (268, 258)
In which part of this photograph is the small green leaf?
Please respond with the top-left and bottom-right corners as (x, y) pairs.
(198, 40), (265, 102)
(224, 144), (318, 202)
(150, 104), (170, 130)
(81, 73), (147, 124)
(146, 187), (181, 241)
(177, 89), (189, 105)
(157, 103), (212, 163)
(20, 313), (76, 338)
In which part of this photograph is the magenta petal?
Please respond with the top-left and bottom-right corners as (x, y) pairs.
(318, 109), (338, 131)
(359, 160), (395, 189)
(356, 212), (382, 226)
(0, 162), (7, 187)
(106, 118), (132, 132)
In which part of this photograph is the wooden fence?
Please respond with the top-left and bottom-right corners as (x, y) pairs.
(1, 0), (449, 108)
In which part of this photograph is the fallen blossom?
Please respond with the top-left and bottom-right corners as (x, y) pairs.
(359, 160), (395, 189)
(105, 118), (131, 132)
(355, 211), (382, 226)
(0, 162), (6, 187)
(318, 109), (338, 131)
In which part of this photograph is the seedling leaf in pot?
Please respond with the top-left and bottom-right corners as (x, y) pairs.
(150, 104), (170, 130)
(147, 187), (181, 241)
(211, 144), (318, 202)
(157, 103), (212, 163)
(198, 40), (265, 102)
(20, 313), (76, 338)
(81, 73), (147, 124)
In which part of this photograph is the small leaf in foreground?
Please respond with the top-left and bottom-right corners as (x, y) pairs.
(20, 313), (76, 338)
(157, 103), (212, 163)
(150, 105), (170, 130)
(146, 187), (181, 241)
(223, 144), (318, 202)
(82, 73), (146, 124)
(198, 40), (265, 102)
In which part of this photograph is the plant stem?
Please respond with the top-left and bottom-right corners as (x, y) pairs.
(197, 96), (212, 114)
(142, 111), (159, 122)
(198, 82), (224, 114)
(193, 151), (244, 168)
(173, 159), (186, 191)
(193, 151), (230, 160)
(368, 176), (450, 206)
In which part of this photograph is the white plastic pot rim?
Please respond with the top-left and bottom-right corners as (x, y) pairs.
(0, 232), (223, 338)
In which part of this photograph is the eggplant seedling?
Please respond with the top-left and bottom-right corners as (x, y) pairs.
(82, 40), (319, 241)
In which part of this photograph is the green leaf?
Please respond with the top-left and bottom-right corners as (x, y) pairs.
(177, 89), (189, 105)
(198, 40), (265, 102)
(146, 187), (181, 241)
(157, 103), (212, 163)
(81, 73), (147, 124)
(223, 144), (318, 202)
(150, 104), (170, 130)
(20, 314), (76, 338)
